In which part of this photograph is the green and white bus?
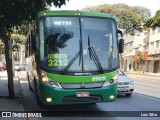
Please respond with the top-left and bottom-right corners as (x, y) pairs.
(26, 10), (124, 105)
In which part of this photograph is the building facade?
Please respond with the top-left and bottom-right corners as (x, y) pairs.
(145, 27), (160, 73)
(121, 27), (160, 73)
(121, 32), (144, 71)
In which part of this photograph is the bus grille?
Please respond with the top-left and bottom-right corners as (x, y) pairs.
(62, 95), (102, 103)
(61, 82), (104, 89)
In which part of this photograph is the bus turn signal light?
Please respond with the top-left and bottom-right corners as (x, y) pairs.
(41, 71), (46, 77)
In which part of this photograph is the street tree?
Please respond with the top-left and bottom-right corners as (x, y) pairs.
(133, 6), (151, 21)
(84, 3), (151, 35)
(0, 39), (5, 55)
(0, 0), (69, 98)
(144, 10), (160, 29)
(12, 26), (27, 56)
(133, 51), (147, 70)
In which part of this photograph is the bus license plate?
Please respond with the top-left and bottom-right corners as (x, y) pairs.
(76, 92), (90, 97)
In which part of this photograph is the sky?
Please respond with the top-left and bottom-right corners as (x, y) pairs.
(51, 0), (160, 16)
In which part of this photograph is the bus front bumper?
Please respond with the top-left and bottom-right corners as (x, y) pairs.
(38, 83), (117, 105)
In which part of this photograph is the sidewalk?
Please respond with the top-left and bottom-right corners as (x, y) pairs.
(125, 70), (160, 76)
(124, 70), (160, 81)
(0, 71), (24, 111)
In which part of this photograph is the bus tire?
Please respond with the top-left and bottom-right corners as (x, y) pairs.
(27, 73), (33, 91)
(34, 79), (45, 107)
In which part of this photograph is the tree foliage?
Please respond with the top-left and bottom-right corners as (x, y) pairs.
(133, 6), (151, 21)
(143, 10), (160, 29)
(84, 3), (151, 35)
(0, 0), (69, 98)
(0, 0), (69, 31)
(134, 51), (146, 63)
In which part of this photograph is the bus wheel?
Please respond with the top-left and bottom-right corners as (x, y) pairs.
(34, 79), (45, 107)
(27, 73), (33, 91)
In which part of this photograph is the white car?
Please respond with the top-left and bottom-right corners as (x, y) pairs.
(14, 63), (21, 71)
(20, 64), (26, 71)
(117, 69), (134, 96)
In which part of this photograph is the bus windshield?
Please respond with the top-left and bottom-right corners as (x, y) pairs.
(39, 17), (118, 73)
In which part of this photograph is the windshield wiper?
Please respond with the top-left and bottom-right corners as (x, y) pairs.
(79, 39), (82, 66)
(88, 36), (104, 73)
(61, 40), (82, 74)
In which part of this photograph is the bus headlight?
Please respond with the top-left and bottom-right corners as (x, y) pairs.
(42, 77), (48, 83)
(113, 75), (118, 80)
(103, 80), (110, 86)
(48, 80), (62, 88)
(103, 74), (118, 86)
(41, 71), (62, 88)
(41, 71), (49, 83)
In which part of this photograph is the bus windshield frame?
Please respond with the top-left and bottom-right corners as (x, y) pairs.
(39, 16), (119, 74)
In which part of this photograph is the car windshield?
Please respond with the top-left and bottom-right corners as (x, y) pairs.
(15, 64), (20, 66)
(39, 17), (118, 73)
(22, 61), (27, 65)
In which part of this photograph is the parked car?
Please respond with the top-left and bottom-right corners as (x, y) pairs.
(14, 63), (21, 71)
(20, 64), (26, 71)
(117, 69), (134, 96)
(0, 62), (6, 70)
(22, 61), (28, 70)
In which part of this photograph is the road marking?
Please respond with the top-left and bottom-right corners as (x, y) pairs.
(134, 92), (160, 102)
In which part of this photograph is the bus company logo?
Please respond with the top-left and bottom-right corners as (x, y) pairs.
(2, 112), (11, 117)
(80, 83), (85, 88)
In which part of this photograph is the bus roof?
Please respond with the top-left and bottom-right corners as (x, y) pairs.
(37, 10), (116, 19)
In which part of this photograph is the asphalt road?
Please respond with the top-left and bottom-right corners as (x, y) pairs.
(127, 74), (160, 98)
(18, 71), (160, 120)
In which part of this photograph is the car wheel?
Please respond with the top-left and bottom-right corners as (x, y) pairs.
(125, 93), (132, 97)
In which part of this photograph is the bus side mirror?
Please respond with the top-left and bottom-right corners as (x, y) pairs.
(119, 39), (124, 53)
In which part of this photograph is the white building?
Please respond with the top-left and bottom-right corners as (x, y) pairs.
(121, 32), (144, 71)
(122, 27), (160, 73)
(145, 27), (160, 73)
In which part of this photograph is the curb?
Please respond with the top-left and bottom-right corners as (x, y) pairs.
(126, 73), (160, 81)
(15, 72), (25, 111)
(125, 72), (160, 77)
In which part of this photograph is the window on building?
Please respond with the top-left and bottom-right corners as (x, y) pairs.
(156, 40), (160, 48)
(143, 45), (146, 52)
(150, 42), (154, 48)
(135, 48), (138, 52)
(146, 43), (149, 49)
(144, 31), (150, 39)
